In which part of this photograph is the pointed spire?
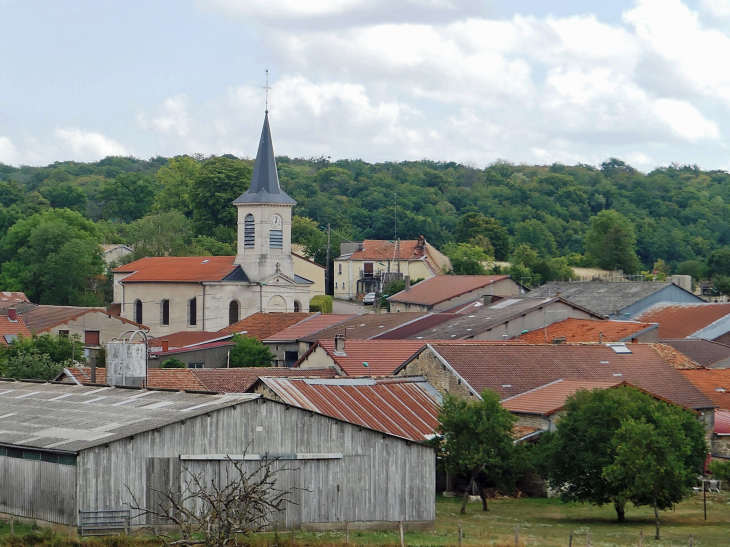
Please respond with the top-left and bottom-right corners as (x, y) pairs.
(233, 112), (296, 205)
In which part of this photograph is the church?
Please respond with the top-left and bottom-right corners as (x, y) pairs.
(112, 113), (315, 336)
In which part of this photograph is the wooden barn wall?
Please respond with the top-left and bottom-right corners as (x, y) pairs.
(0, 457), (76, 524)
(77, 400), (435, 526)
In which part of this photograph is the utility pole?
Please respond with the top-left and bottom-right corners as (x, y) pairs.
(326, 223), (331, 295)
(394, 193), (400, 274)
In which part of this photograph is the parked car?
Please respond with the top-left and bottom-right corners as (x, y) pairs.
(363, 292), (377, 305)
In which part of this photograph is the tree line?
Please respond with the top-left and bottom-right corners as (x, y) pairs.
(3, 154), (730, 304)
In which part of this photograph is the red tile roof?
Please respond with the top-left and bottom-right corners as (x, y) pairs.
(306, 339), (428, 376)
(113, 256), (239, 283)
(191, 367), (339, 393)
(0, 316), (32, 346)
(518, 318), (656, 344)
(348, 239), (428, 261)
(716, 410), (730, 435)
(501, 379), (623, 415)
(60, 367), (207, 391)
(679, 369), (730, 410)
(660, 339), (730, 368)
(258, 376), (440, 441)
(635, 303), (730, 339)
(22, 305), (147, 333)
(299, 312), (431, 343)
(0, 292), (29, 303)
(389, 275), (511, 306)
(265, 314), (357, 342)
(218, 312), (316, 337)
(421, 342), (715, 410)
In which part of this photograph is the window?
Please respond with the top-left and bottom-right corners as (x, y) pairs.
(135, 299), (143, 324)
(3, 334), (17, 344)
(335, 282), (338, 289)
(187, 363), (204, 369)
(161, 299), (170, 326)
(294, 300), (301, 313)
(270, 229), (283, 249)
(188, 297), (197, 326)
(229, 301), (239, 326)
(338, 263), (342, 275)
(244, 214), (255, 249)
(284, 351), (299, 367)
(84, 331), (100, 346)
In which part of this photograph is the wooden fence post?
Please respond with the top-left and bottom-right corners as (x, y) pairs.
(639, 530), (643, 547)
(345, 521), (349, 545)
(515, 524), (520, 546)
(9, 517), (13, 536)
(458, 521), (462, 547)
(399, 521), (404, 547)
(586, 530), (590, 547)
(568, 532), (573, 547)
(689, 534), (694, 547)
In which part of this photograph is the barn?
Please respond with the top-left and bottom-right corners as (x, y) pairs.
(0, 380), (435, 530)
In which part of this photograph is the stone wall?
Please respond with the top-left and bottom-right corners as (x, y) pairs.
(397, 349), (476, 399)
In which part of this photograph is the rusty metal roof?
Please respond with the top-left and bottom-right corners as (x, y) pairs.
(258, 376), (441, 441)
(501, 379), (622, 416)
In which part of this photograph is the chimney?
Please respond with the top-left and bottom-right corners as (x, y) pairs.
(404, 276), (411, 292)
(483, 294), (493, 306)
(161, 339), (170, 352)
(417, 235), (425, 248)
(7, 308), (16, 322)
(599, 332), (603, 343)
(334, 334), (345, 354)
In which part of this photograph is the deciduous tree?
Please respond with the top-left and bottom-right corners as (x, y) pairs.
(229, 335), (274, 368)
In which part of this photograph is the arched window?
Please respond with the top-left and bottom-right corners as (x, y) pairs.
(294, 300), (301, 313)
(244, 214), (255, 249)
(188, 297), (197, 326)
(134, 299), (143, 325)
(161, 300), (169, 326)
(229, 301), (239, 326)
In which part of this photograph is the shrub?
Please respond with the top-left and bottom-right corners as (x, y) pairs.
(162, 357), (186, 369)
(309, 295), (332, 314)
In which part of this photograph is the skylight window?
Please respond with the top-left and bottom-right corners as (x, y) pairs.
(202, 259), (210, 264)
(501, 384), (512, 388)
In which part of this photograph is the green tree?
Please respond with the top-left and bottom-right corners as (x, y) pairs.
(584, 210), (641, 272)
(513, 219), (557, 258)
(456, 213), (510, 260)
(152, 156), (200, 217)
(100, 173), (157, 222)
(39, 182), (88, 214)
(604, 409), (707, 540)
(229, 335), (274, 368)
(3, 351), (67, 380)
(190, 157), (252, 242)
(3, 333), (84, 364)
(437, 389), (517, 514)
(538, 387), (706, 523)
(709, 459), (730, 482)
(442, 243), (490, 275)
(676, 260), (706, 282)
(708, 246), (730, 277)
(124, 211), (194, 258)
(162, 357), (186, 369)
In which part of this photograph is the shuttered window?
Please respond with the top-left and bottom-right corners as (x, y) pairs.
(84, 331), (100, 345)
(270, 229), (283, 249)
(244, 215), (255, 249)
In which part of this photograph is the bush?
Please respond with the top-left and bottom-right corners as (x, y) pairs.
(5, 351), (67, 381)
(309, 295), (332, 314)
(229, 335), (274, 368)
(162, 357), (186, 369)
(709, 459), (730, 482)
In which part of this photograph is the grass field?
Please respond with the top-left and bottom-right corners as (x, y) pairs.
(0, 494), (728, 547)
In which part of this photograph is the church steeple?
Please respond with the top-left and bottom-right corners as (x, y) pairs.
(233, 112), (296, 205)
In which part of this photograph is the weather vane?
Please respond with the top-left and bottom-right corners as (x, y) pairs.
(262, 69), (271, 113)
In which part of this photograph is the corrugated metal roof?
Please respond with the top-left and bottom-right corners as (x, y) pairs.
(636, 302), (730, 338)
(0, 381), (258, 452)
(388, 275), (510, 306)
(715, 410), (730, 435)
(518, 318), (656, 343)
(259, 376), (441, 441)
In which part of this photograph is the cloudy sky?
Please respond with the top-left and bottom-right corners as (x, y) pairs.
(2, 0), (730, 171)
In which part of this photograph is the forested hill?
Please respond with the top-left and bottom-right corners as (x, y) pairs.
(0, 154), (729, 305)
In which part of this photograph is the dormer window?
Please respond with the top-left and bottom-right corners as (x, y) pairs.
(244, 215), (255, 249)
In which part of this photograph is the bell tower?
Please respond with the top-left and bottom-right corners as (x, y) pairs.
(233, 112), (296, 282)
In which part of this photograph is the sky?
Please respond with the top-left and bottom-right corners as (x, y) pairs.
(2, 0), (730, 171)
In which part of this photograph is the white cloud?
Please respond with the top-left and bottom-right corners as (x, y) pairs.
(138, 94), (191, 137)
(55, 128), (127, 161)
(703, 0), (730, 18)
(0, 136), (18, 165)
(197, 0), (367, 19)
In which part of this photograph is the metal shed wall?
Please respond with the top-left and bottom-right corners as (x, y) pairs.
(77, 399), (435, 527)
(620, 285), (703, 319)
(0, 457), (76, 524)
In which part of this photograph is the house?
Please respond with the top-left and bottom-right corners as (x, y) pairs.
(635, 302), (730, 340)
(0, 381), (435, 529)
(383, 297), (602, 341)
(112, 113), (316, 337)
(660, 339), (730, 368)
(0, 311), (32, 345)
(264, 313), (357, 367)
(292, 253), (327, 297)
(388, 275), (523, 312)
(100, 243), (133, 265)
(396, 342), (715, 435)
(517, 318), (658, 344)
(679, 369), (730, 458)
(56, 365), (338, 391)
(334, 237), (451, 300)
(296, 338), (428, 376)
(528, 280), (704, 319)
(251, 376), (441, 442)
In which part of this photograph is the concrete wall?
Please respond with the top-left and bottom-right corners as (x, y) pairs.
(478, 301), (595, 341)
(149, 345), (233, 369)
(103, 246), (132, 265)
(296, 345), (339, 372)
(620, 285), (704, 319)
(235, 204), (294, 282)
(76, 399), (436, 528)
(0, 457), (76, 524)
(293, 254), (326, 297)
(42, 311), (143, 347)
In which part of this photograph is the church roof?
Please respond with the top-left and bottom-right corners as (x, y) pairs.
(233, 112), (296, 206)
(113, 256), (243, 283)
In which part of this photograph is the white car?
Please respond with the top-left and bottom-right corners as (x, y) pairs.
(363, 292), (377, 305)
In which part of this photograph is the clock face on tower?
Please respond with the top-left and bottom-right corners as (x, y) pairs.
(270, 214), (283, 229)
